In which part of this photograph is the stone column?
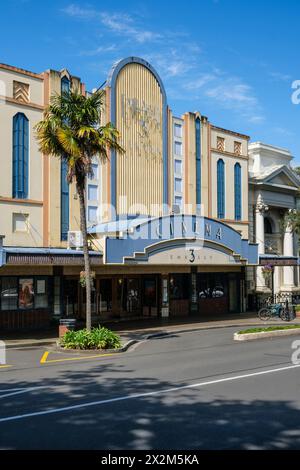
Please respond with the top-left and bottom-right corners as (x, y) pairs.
(255, 194), (269, 292)
(283, 224), (295, 289)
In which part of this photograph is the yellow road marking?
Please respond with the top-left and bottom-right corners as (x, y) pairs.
(40, 351), (49, 364)
(40, 350), (118, 365)
(0, 365), (12, 369)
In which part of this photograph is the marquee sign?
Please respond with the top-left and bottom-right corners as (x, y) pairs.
(104, 215), (258, 266)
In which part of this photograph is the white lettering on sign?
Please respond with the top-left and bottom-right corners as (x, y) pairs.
(205, 224), (211, 237)
(153, 220), (223, 241)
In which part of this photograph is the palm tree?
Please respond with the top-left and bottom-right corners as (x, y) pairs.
(35, 90), (124, 331)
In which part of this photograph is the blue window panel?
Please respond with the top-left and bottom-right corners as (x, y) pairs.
(89, 163), (99, 181)
(174, 141), (182, 156)
(60, 76), (71, 241)
(174, 123), (182, 138)
(175, 196), (182, 208)
(88, 184), (98, 201)
(61, 160), (69, 241)
(88, 206), (98, 223)
(234, 163), (242, 221)
(217, 159), (225, 219)
(174, 160), (182, 175)
(175, 178), (182, 193)
(195, 117), (201, 206)
(61, 76), (70, 94)
(13, 113), (29, 199)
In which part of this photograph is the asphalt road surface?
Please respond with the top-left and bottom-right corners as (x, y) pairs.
(0, 327), (300, 450)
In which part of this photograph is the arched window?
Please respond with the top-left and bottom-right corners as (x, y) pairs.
(13, 113), (29, 199)
(234, 163), (242, 221)
(264, 218), (273, 234)
(61, 76), (70, 94)
(217, 159), (225, 219)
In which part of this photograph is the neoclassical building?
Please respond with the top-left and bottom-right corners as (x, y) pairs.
(0, 56), (298, 329)
(247, 143), (300, 302)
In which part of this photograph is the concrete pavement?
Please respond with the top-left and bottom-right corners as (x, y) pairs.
(3, 313), (300, 349)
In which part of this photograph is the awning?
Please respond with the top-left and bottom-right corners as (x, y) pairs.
(260, 255), (298, 266)
(1, 247), (103, 267)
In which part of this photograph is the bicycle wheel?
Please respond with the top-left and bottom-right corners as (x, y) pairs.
(280, 309), (288, 321)
(258, 308), (271, 321)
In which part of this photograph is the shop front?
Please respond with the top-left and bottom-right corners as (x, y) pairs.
(0, 248), (102, 330)
(88, 214), (258, 321)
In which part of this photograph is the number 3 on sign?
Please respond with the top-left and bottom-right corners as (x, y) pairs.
(189, 249), (195, 263)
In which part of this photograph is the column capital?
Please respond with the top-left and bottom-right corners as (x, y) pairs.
(256, 194), (269, 214)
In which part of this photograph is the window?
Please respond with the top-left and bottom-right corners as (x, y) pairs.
(61, 160), (69, 241)
(61, 76), (70, 94)
(174, 123), (182, 138)
(13, 81), (29, 103)
(174, 160), (182, 174)
(217, 136), (225, 152)
(196, 117), (201, 205)
(234, 141), (242, 156)
(60, 76), (70, 241)
(198, 273), (227, 299)
(264, 218), (273, 235)
(175, 178), (182, 193)
(89, 163), (99, 180)
(1, 278), (18, 311)
(13, 113), (29, 199)
(217, 159), (225, 219)
(0, 277), (50, 311)
(88, 206), (98, 223)
(175, 196), (182, 208)
(234, 163), (242, 221)
(88, 184), (98, 201)
(170, 274), (190, 300)
(13, 213), (29, 232)
(35, 278), (48, 309)
(174, 141), (182, 156)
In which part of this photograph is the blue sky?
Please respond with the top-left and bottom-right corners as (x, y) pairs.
(2, 0), (300, 162)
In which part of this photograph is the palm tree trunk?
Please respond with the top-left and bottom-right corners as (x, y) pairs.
(77, 182), (92, 331)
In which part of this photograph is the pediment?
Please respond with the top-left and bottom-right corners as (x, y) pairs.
(264, 166), (300, 189)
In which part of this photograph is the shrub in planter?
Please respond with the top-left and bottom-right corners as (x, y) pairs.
(60, 327), (122, 350)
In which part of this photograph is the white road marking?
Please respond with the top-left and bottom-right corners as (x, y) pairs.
(0, 363), (299, 423)
(0, 386), (48, 400)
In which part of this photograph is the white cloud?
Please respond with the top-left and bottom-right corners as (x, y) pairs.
(79, 45), (118, 57)
(269, 71), (292, 82)
(62, 4), (97, 20)
(63, 5), (162, 44)
(62, 3), (265, 125)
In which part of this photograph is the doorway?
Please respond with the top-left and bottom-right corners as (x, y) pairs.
(142, 276), (159, 317)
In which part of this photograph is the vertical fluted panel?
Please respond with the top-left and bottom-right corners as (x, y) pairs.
(116, 63), (163, 216)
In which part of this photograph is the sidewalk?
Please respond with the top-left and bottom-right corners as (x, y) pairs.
(3, 313), (300, 349)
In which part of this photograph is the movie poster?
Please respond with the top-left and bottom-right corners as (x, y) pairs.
(19, 278), (34, 309)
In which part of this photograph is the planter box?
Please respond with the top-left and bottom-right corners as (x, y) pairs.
(234, 328), (300, 342)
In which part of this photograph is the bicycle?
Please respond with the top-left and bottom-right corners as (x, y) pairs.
(258, 302), (291, 321)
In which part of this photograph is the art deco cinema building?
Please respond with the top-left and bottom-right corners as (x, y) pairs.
(88, 57), (257, 319)
(0, 56), (299, 330)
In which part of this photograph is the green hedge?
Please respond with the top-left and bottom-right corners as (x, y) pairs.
(60, 327), (122, 350)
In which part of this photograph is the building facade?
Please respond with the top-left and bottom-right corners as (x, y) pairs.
(247, 142), (300, 305)
(0, 63), (99, 329)
(0, 56), (298, 330)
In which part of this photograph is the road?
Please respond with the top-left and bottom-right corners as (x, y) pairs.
(0, 327), (300, 450)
